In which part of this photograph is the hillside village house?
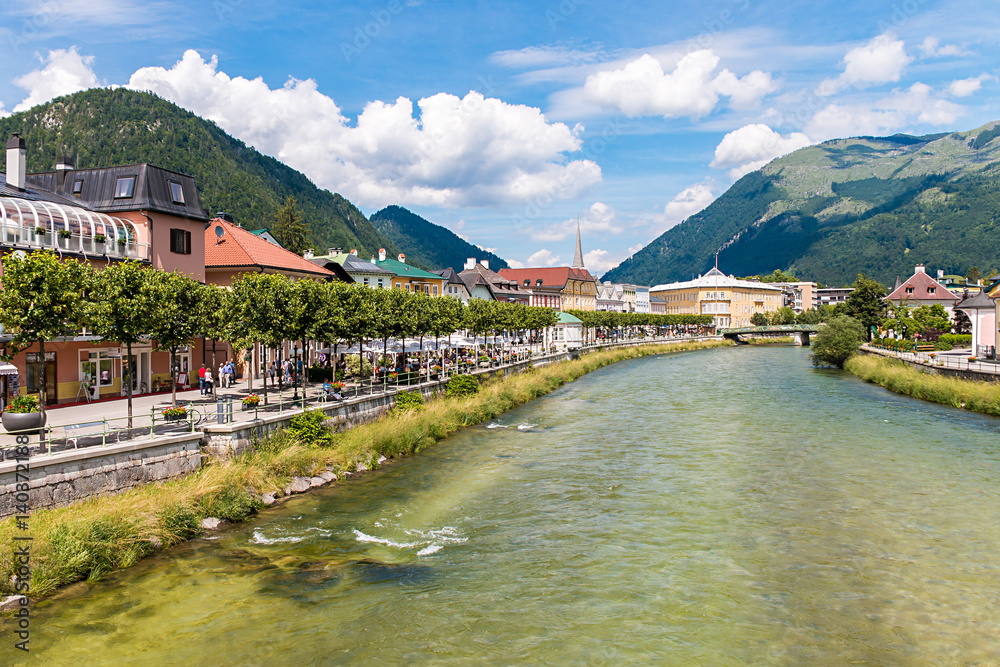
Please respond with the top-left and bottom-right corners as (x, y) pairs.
(204, 218), (334, 286)
(433, 267), (475, 301)
(650, 267), (784, 328)
(596, 282), (625, 312)
(0, 134), (210, 406)
(885, 264), (959, 316)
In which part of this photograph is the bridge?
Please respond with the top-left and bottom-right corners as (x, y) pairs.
(718, 324), (823, 346)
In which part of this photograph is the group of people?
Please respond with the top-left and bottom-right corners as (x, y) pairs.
(198, 360), (237, 396)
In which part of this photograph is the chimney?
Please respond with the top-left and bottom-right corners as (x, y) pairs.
(215, 211), (235, 223)
(349, 248), (357, 256)
(6, 134), (26, 191)
(303, 249), (314, 259)
(328, 247), (342, 256)
(398, 253), (406, 263)
(56, 155), (74, 188)
(378, 248), (386, 262)
(482, 259), (489, 270)
(915, 264), (926, 274)
(465, 258), (476, 271)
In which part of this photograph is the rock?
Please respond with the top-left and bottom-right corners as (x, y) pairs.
(148, 535), (163, 550)
(285, 477), (311, 494)
(261, 493), (276, 506)
(377, 455), (387, 465)
(355, 460), (369, 473)
(201, 517), (224, 531)
(1, 595), (26, 611)
(309, 477), (326, 488)
(319, 471), (336, 483)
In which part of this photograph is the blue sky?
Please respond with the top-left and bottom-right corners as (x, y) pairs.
(2, 0), (999, 275)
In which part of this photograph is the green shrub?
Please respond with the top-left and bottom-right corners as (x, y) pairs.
(939, 333), (972, 347)
(933, 341), (954, 351)
(288, 409), (335, 446)
(346, 355), (373, 377)
(393, 390), (425, 413)
(8, 394), (39, 413)
(335, 369), (345, 381)
(159, 504), (201, 542)
(199, 488), (261, 522)
(308, 364), (333, 382)
(446, 374), (480, 397)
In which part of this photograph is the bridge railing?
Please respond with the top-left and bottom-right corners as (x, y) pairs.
(719, 324), (823, 335)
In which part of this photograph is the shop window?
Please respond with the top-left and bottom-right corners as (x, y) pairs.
(25, 351), (56, 394)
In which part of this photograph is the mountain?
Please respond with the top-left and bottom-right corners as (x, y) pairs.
(0, 88), (394, 259)
(604, 122), (1000, 287)
(370, 205), (509, 271)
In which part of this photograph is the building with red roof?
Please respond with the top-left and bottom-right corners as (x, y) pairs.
(204, 217), (334, 285)
(885, 264), (959, 315)
(498, 266), (598, 311)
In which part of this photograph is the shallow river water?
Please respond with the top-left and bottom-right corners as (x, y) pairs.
(9, 346), (1000, 665)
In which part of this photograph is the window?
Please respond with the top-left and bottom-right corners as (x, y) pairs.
(433, 285), (438, 296)
(363, 277), (369, 286)
(170, 228), (192, 255)
(72, 179), (84, 196)
(114, 176), (136, 198)
(905, 287), (914, 294)
(169, 181), (185, 205)
(378, 279), (384, 288)
(928, 287), (936, 294)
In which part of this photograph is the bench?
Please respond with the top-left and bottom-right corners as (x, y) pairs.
(64, 420), (112, 449)
(915, 344), (935, 352)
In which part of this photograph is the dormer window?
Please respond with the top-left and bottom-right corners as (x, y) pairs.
(114, 176), (135, 198)
(905, 287), (914, 294)
(169, 181), (185, 205)
(72, 179), (84, 196)
(928, 287), (936, 294)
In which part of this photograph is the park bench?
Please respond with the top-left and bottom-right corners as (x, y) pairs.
(64, 420), (117, 449)
(915, 344), (935, 352)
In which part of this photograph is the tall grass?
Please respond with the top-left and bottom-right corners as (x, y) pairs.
(846, 354), (1000, 416)
(0, 339), (728, 601)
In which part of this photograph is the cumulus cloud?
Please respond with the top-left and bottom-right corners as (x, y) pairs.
(526, 249), (561, 266)
(529, 201), (623, 242)
(581, 249), (623, 276)
(582, 51), (775, 119)
(817, 33), (911, 96)
(490, 45), (602, 69)
(710, 125), (811, 178)
(652, 183), (718, 233)
(918, 37), (965, 58)
(125, 50), (600, 208)
(948, 75), (991, 97)
(12, 47), (100, 112)
(806, 83), (965, 141)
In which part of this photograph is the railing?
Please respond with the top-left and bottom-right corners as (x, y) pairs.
(1, 228), (150, 261)
(862, 344), (1000, 375)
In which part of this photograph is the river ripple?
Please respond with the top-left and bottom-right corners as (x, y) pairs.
(10, 346), (1000, 665)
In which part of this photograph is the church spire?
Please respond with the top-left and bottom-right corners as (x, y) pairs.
(572, 216), (585, 269)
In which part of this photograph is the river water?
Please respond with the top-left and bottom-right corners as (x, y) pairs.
(9, 346), (1000, 665)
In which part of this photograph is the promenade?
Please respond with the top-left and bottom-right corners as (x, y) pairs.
(861, 344), (1000, 377)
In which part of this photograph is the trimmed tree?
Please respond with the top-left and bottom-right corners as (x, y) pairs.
(147, 271), (206, 407)
(0, 251), (91, 417)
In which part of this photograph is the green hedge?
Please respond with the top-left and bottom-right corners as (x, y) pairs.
(938, 334), (972, 347)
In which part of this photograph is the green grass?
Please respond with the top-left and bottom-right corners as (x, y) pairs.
(746, 336), (794, 345)
(0, 339), (730, 602)
(846, 354), (1000, 416)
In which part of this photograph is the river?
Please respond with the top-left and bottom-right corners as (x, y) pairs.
(9, 346), (1000, 665)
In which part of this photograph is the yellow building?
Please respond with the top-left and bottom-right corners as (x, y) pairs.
(374, 250), (446, 296)
(651, 267), (784, 327)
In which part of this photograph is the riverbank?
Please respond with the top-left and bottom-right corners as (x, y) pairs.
(846, 354), (1000, 416)
(0, 339), (729, 603)
(746, 336), (794, 345)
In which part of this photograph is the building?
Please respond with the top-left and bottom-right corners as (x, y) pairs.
(374, 250), (446, 295)
(551, 312), (583, 349)
(635, 286), (650, 314)
(460, 259), (529, 303)
(650, 296), (666, 314)
(433, 268), (474, 301)
(885, 264), (960, 315)
(955, 290), (995, 359)
(815, 287), (853, 308)
(774, 281), (817, 313)
(650, 267), (784, 328)
(1, 134), (211, 404)
(309, 249), (393, 287)
(498, 267), (598, 311)
(248, 229), (282, 247)
(596, 282), (625, 312)
(203, 218), (335, 285)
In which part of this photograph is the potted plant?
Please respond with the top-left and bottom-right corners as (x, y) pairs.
(161, 405), (187, 421)
(94, 233), (107, 252)
(57, 228), (72, 249)
(331, 381), (346, 392)
(242, 393), (261, 410)
(34, 226), (47, 237)
(2, 394), (46, 435)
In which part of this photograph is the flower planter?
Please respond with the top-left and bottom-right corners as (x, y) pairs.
(2, 411), (47, 435)
(242, 403), (259, 411)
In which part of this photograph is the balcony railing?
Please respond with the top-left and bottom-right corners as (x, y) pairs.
(2, 229), (149, 261)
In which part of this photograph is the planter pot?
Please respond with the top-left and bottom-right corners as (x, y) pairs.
(58, 237), (71, 249)
(2, 411), (47, 435)
(164, 413), (187, 422)
(242, 403), (259, 411)
(95, 242), (106, 254)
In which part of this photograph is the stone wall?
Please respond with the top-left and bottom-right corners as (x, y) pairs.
(0, 433), (203, 518)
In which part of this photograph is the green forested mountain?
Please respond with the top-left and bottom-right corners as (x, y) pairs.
(604, 122), (1000, 287)
(370, 205), (509, 271)
(0, 88), (394, 258)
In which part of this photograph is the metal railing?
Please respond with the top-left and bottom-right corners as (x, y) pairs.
(862, 344), (1000, 375)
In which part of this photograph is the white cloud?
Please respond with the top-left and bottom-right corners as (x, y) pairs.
(582, 51), (775, 119)
(526, 249), (561, 266)
(918, 37), (965, 58)
(490, 45), (602, 69)
(817, 33), (911, 96)
(948, 75), (991, 97)
(11, 0), (171, 28)
(710, 125), (811, 178)
(652, 183), (718, 233)
(529, 201), (623, 242)
(582, 249), (623, 276)
(805, 83), (965, 141)
(125, 50), (601, 208)
(12, 47), (100, 113)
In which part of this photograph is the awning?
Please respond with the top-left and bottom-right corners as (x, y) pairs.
(0, 362), (19, 376)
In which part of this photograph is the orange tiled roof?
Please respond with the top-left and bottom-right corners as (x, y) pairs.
(498, 266), (597, 288)
(204, 218), (333, 277)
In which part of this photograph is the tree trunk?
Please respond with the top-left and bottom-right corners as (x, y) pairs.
(170, 346), (178, 407)
(38, 339), (47, 418)
(126, 341), (134, 430)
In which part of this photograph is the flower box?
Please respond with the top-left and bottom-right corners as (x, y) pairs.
(161, 406), (187, 421)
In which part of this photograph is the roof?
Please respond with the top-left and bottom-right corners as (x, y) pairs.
(1, 173), (87, 208)
(204, 218), (334, 277)
(26, 164), (209, 221)
(498, 266), (597, 289)
(650, 270), (784, 293)
(434, 267), (468, 287)
(316, 252), (392, 276)
(955, 290), (995, 310)
(886, 268), (959, 302)
(460, 262), (524, 298)
(556, 312), (583, 324)
(375, 256), (445, 281)
(459, 271), (497, 299)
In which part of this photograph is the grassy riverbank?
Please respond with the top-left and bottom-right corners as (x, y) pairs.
(846, 354), (1000, 416)
(1, 339), (729, 601)
(746, 336), (794, 345)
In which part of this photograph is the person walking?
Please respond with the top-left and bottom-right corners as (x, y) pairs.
(198, 365), (206, 395)
(204, 368), (214, 396)
(218, 362), (226, 389)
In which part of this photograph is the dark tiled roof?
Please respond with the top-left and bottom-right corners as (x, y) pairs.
(956, 290), (995, 310)
(0, 173), (85, 208)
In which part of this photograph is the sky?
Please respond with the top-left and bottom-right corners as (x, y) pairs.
(1, 0), (999, 276)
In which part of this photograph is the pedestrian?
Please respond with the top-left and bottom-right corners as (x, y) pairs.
(268, 360), (276, 386)
(218, 362), (226, 389)
(205, 368), (214, 396)
(227, 360), (236, 387)
(199, 365), (206, 395)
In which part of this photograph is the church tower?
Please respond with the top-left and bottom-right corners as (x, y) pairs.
(572, 217), (585, 269)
